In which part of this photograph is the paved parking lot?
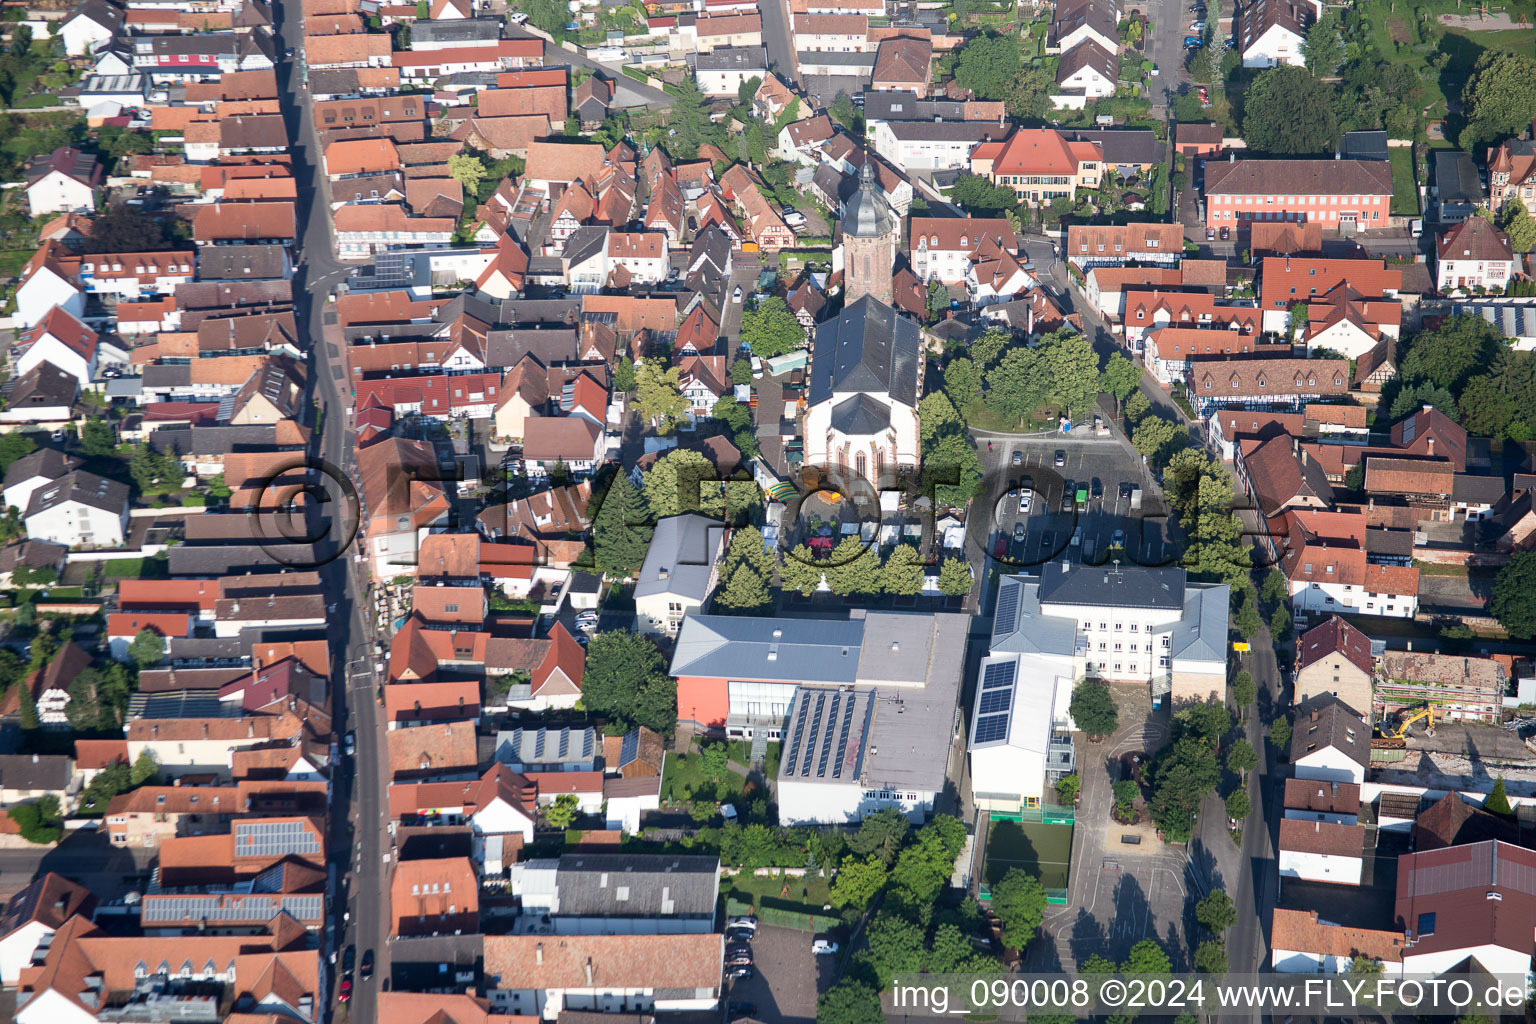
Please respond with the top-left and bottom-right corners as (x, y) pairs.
(981, 438), (1170, 570)
(725, 924), (825, 1024)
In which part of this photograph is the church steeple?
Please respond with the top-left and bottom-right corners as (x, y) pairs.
(841, 158), (898, 304)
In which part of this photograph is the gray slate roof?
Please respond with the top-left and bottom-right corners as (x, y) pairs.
(24, 469), (127, 518)
(1170, 583), (1230, 663)
(550, 853), (720, 916)
(0, 754), (72, 791)
(411, 18), (502, 43)
(4, 448), (80, 490)
(1434, 150), (1485, 205)
(1036, 561), (1187, 610)
(197, 245), (288, 280)
(808, 296), (921, 407)
(830, 392), (891, 434)
(634, 514), (725, 602)
(493, 725), (597, 767)
(1291, 693), (1371, 768)
(671, 614), (867, 684)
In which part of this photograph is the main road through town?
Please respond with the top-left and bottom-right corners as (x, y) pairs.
(271, 4), (391, 1022)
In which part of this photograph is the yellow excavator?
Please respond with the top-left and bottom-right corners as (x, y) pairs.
(1385, 705), (1436, 739)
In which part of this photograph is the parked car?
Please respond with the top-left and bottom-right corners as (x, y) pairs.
(1220, 225), (1230, 241)
(812, 937), (839, 955)
(1120, 482), (1134, 499)
(338, 978), (352, 1004)
(726, 964), (755, 980)
(1054, 449), (1066, 467)
(1018, 490), (1031, 514)
(344, 732), (356, 757)
(360, 950), (374, 981)
(1184, 36), (1203, 47)
(726, 943), (753, 957)
(732, 286), (743, 303)
(727, 916), (758, 933)
(1149, 64), (1159, 75)
(1013, 522), (1026, 542)
(726, 927), (754, 943)
(1040, 531), (1053, 549)
(1011, 449), (1023, 466)
(1206, 228), (1216, 241)
(1091, 478), (1103, 499)
(1061, 486), (1074, 512)
(1111, 529), (1126, 547)
(729, 1002), (757, 1020)
(342, 946), (356, 976)
(726, 953), (754, 968)
(1190, 21), (1205, 30)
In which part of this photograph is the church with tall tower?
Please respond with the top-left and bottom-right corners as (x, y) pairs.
(840, 160), (899, 306)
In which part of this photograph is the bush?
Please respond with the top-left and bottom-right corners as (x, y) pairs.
(8, 801), (61, 844)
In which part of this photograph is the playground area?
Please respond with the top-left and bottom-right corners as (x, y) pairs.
(982, 814), (1074, 905)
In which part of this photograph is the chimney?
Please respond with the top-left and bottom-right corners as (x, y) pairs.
(31, 753), (38, 764)
(1427, 436), (1435, 456)
(585, 958), (594, 985)
(535, 943), (543, 965)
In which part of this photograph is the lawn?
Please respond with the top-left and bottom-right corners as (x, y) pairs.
(1389, 147), (1419, 216)
(103, 556), (168, 580)
(660, 750), (745, 804)
(964, 397), (1068, 435)
(725, 870), (838, 930)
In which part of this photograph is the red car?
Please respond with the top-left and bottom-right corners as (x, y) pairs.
(338, 978), (352, 1004)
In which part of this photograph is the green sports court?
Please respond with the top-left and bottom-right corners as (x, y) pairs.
(982, 814), (1074, 904)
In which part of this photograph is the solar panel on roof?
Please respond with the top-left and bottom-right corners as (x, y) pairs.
(974, 712), (1009, 744)
(558, 727), (570, 758)
(817, 693), (840, 778)
(832, 694), (856, 779)
(800, 692), (826, 777)
(994, 580), (1020, 634)
(981, 661), (1017, 691)
(978, 687), (1012, 715)
(533, 730), (545, 758)
(619, 730), (638, 766)
(583, 729), (594, 758)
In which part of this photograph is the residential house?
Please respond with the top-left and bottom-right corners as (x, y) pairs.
(391, 857), (478, 937)
(909, 217), (1018, 285)
(1294, 617), (1375, 719)
(1269, 509), (1419, 620)
(1278, 815), (1364, 885)
(59, 0), (124, 55)
(0, 874), (94, 986)
(22, 470), (129, 548)
(1052, 41), (1118, 109)
(1186, 357), (1349, 416)
(1238, 0), (1316, 67)
(24, 148), (101, 218)
(1066, 223), (1183, 268)
(358, 437), (453, 579)
(975, 128), (1102, 204)
(1290, 693), (1370, 785)
(694, 47), (766, 97)
(0, 755), (72, 809)
(521, 417), (604, 478)
(1258, 256), (1402, 334)
(1435, 216), (1516, 293)
(1433, 150), (1485, 223)
(634, 514), (726, 635)
(1271, 908), (1404, 974)
(870, 35), (931, 96)
(481, 933), (722, 1018)
(512, 853), (719, 934)
(1487, 135), (1536, 219)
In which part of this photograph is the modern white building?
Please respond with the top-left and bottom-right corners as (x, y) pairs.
(694, 46), (767, 97)
(1238, 0), (1315, 67)
(633, 514), (726, 636)
(968, 565), (1230, 814)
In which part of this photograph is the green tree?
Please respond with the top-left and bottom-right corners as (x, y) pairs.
(14, 682), (38, 731)
(1302, 11), (1344, 77)
(1005, 64), (1053, 119)
(862, 912), (926, 987)
(739, 296), (807, 359)
(830, 853), (889, 908)
(936, 557), (972, 597)
(824, 536), (883, 596)
(1124, 390), (1152, 425)
(1398, 314), (1503, 394)
(1069, 678), (1119, 739)
(590, 473), (652, 579)
(779, 543), (827, 596)
(666, 75), (715, 159)
(986, 347), (1048, 426)
(64, 668), (104, 730)
(633, 360), (689, 433)
(544, 793), (581, 828)
(729, 357), (753, 387)
(1270, 604), (1292, 640)
(926, 276), (951, 323)
(921, 429), (984, 509)
(7, 803), (60, 845)
(881, 544), (926, 596)
(1261, 567), (1290, 609)
(1232, 670), (1257, 708)
(970, 326), (1012, 369)
(0, 432), (36, 475)
(643, 448), (757, 523)
(954, 31), (1022, 99)
(447, 153), (485, 196)
(1497, 201), (1536, 254)
(128, 628), (164, 670)
(613, 356), (637, 392)
(1458, 51), (1536, 153)
(943, 356), (982, 411)
(1131, 416), (1183, 467)
(1242, 65), (1339, 154)
(848, 807), (910, 864)
(717, 561), (771, 613)
(919, 390), (963, 444)
(582, 631), (676, 734)
(1112, 778), (1138, 821)
(10, 24), (32, 57)
(1055, 773), (1081, 804)
(1099, 352), (1143, 411)
(1042, 331), (1102, 420)
(1270, 715), (1293, 753)
(737, 75), (761, 108)
(80, 419), (116, 457)
(1225, 788), (1252, 821)
(991, 868), (1047, 949)
(818, 981), (883, 1024)
(1122, 938), (1172, 975)
(130, 750), (159, 786)
(1194, 938), (1229, 974)
(1195, 888), (1237, 933)
(888, 815), (966, 904)
(1149, 735), (1221, 842)
(1226, 738), (1258, 778)
(1486, 775), (1513, 816)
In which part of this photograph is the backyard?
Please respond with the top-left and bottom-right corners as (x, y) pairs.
(1389, 147), (1419, 216)
(725, 869), (840, 931)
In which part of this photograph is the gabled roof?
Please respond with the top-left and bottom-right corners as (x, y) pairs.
(1437, 216), (1514, 264)
(25, 147), (100, 189)
(635, 514), (725, 602)
(808, 295), (921, 407)
(1297, 615), (1373, 678)
(1290, 693), (1370, 767)
(1206, 159), (1392, 197)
